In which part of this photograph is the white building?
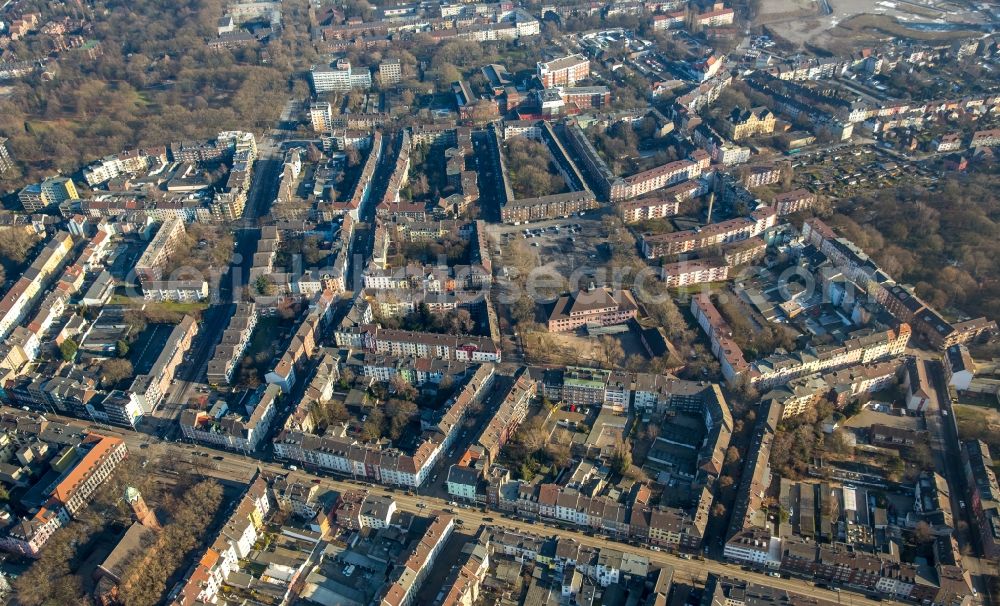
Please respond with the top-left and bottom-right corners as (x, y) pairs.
(311, 58), (372, 93)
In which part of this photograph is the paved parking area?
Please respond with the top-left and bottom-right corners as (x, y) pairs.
(490, 212), (613, 279)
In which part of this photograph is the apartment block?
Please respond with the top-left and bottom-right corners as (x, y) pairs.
(660, 258), (729, 287)
(311, 58), (372, 92)
(537, 54), (589, 88)
(172, 475), (273, 605)
(642, 207), (776, 258)
(727, 106), (776, 141)
(274, 365), (496, 488)
(363, 327), (501, 363)
(180, 384), (280, 452)
(19, 176), (78, 212)
(206, 302), (259, 385)
(126, 316), (198, 422)
(618, 195), (680, 223)
(0, 231), (74, 340)
(773, 189), (817, 215)
(82, 147), (167, 186)
(134, 218), (185, 284)
(0, 417), (128, 557)
(971, 128), (1000, 148)
(142, 280), (209, 303)
(500, 191), (599, 224)
(609, 159), (703, 201)
(379, 58), (402, 86)
(695, 4), (735, 27)
(474, 373), (536, 468)
(310, 102), (333, 132)
(0, 137), (13, 174)
(379, 515), (455, 606)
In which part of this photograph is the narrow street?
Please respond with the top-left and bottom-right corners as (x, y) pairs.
(148, 99), (297, 434)
(345, 130), (395, 291)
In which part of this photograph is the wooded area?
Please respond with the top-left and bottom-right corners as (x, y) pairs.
(825, 171), (1000, 324)
(504, 138), (568, 199)
(0, 0), (299, 184)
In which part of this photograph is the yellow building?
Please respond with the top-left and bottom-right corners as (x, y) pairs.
(728, 106), (776, 141)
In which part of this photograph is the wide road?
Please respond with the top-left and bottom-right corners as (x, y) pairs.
(28, 407), (887, 606)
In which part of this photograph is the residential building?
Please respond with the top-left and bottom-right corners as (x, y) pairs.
(363, 327), (501, 363)
(379, 58), (402, 86)
(40, 177), (79, 209)
(652, 11), (685, 30)
(124, 316), (198, 424)
(171, 475), (273, 605)
(643, 207), (776, 258)
(904, 357), (937, 412)
(0, 231), (74, 340)
(945, 344), (975, 391)
(934, 133), (962, 152)
(19, 176), (79, 213)
(447, 465), (480, 501)
(618, 195), (680, 223)
(695, 3), (735, 27)
(0, 418), (128, 557)
(537, 54), (590, 88)
(180, 384), (281, 452)
(206, 302), (258, 385)
(610, 159), (703, 201)
(500, 191), (600, 224)
(740, 164), (784, 189)
(773, 189), (817, 215)
(0, 138), (13, 174)
(265, 292), (334, 393)
(475, 373), (536, 467)
(379, 515), (454, 606)
(559, 86), (611, 109)
(437, 530), (490, 606)
(142, 280), (208, 302)
(310, 102), (333, 132)
(660, 258), (729, 287)
(970, 128), (1000, 148)
(274, 365), (496, 488)
(134, 218), (186, 284)
(803, 218), (998, 350)
(311, 58), (372, 92)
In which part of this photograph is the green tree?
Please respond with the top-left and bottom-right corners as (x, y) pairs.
(99, 358), (134, 387)
(611, 441), (632, 475)
(59, 339), (78, 362)
(254, 274), (275, 296)
(116, 339), (130, 358)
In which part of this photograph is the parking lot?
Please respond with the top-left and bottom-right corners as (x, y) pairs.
(489, 212), (613, 279)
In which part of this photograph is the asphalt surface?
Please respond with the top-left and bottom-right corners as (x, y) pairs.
(472, 128), (505, 222)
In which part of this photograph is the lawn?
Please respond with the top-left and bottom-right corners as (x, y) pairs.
(244, 316), (290, 359)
